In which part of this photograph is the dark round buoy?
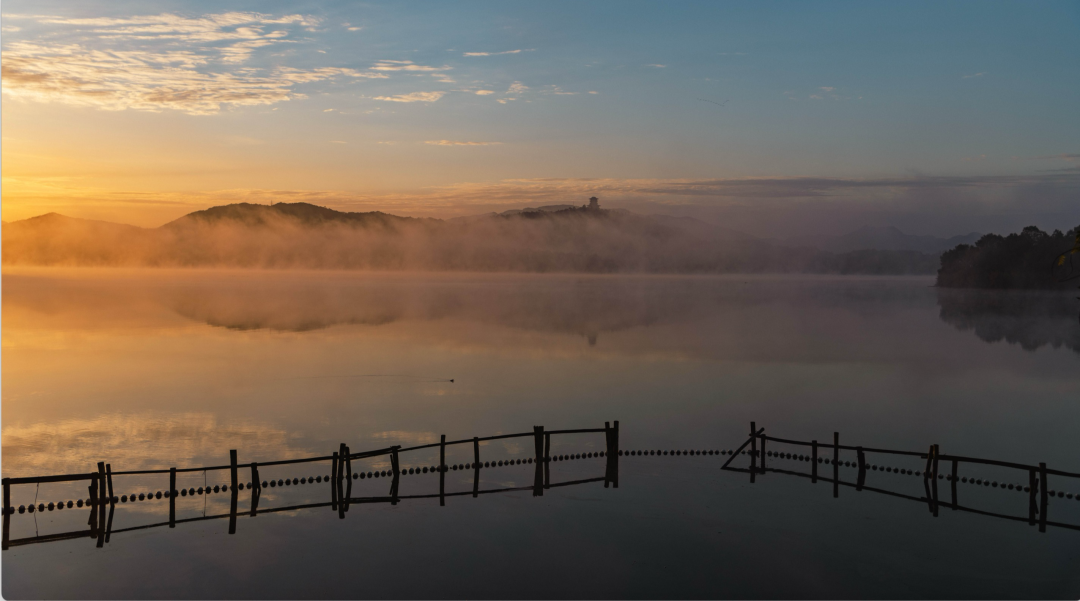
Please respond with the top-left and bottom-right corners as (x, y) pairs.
(1056, 491), (1065, 498)
(1067, 493), (1074, 499)
(301, 478), (307, 484)
(138, 493), (145, 500)
(269, 480), (276, 488)
(422, 467), (429, 473)
(314, 476), (321, 483)
(27, 505), (35, 513)
(154, 491), (161, 499)
(47, 502), (55, 511)
(367, 471), (373, 478)
(18, 506), (25, 513)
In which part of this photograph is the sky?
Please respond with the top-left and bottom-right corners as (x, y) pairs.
(2, 0), (1078, 237)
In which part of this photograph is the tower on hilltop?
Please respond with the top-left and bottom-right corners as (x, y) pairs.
(588, 197), (599, 210)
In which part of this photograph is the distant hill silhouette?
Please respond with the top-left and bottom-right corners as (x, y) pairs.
(936, 225), (1080, 289)
(3, 201), (952, 274)
(166, 202), (422, 229)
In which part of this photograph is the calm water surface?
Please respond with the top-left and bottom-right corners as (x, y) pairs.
(3, 269), (1079, 599)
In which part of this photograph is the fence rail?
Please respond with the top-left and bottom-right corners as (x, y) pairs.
(1, 421), (620, 551)
(725, 421), (1080, 534)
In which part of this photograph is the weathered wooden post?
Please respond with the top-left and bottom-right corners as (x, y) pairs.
(343, 445), (352, 514)
(1028, 468), (1038, 525)
(105, 464), (115, 503)
(390, 448), (400, 505)
(230, 450), (238, 492)
(930, 445), (940, 518)
(609, 421), (620, 488)
(331, 451), (339, 511)
(950, 459), (958, 510)
(473, 437), (481, 498)
(96, 462), (107, 547)
(533, 426), (544, 496)
(337, 444), (347, 519)
(97, 462), (107, 505)
(439, 435), (446, 507)
(544, 432), (552, 489)
(811, 440), (818, 483)
(1, 502), (9, 551)
(2, 479), (10, 551)
(250, 462), (261, 517)
(832, 432), (839, 498)
(390, 447), (400, 505)
(749, 422), (757, 483)
(169, 467), (177, 528)
(760, 433), (767, 473)
(856, 447), (866, 491)
(1039, 462), (1048, 533)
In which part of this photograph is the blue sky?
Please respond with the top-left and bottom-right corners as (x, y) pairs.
(2, 0), (1078, 236)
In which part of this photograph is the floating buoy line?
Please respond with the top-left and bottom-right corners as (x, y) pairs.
(12, 448), (1076, 515)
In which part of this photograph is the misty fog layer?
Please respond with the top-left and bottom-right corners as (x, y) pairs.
(2, 203), (939, 274)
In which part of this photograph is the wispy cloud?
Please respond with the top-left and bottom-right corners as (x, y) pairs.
(645, 64), (666, 68)
(0, 12), (389, 114)
(462, 49), (526, 57)
(374, 91), (447, 103)
(474, 90), (495, 95)
(424, 140), (502, 146)
(370, 60), (449, 72)
(961, 72), (987, 79)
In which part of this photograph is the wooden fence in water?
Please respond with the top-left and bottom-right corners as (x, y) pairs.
(720, 421), (1080, 533)
(1, 421), (620, 550)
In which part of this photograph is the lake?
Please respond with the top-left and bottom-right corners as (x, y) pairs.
(3, 269), (1079, 599)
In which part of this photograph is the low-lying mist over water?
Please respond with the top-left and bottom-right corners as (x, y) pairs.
(2, 202), (943, 274)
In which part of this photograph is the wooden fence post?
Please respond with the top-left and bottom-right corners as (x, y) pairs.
(832, 432), (839, 498)
(749, 422), (758, 483)
(1039, 462), (1048, 533)
(338, 444), (346, 519)
(811, 440), (818, 483)
(610, 420), (620, 488)
(760, 433), (767, 473)
(544, 432), (551, 489)
(343, 445), (352, 514)
(230, 450), (238, 492)
(229, 480), (239, 534)
(533, 426), (544, 497)
(105, 464), (114, 503)
(1, 478), (9, 551)
(97, 462), (107, 505)
(473, 437), (481, 497)
(439, 435), (446, 507)
(930, 445), (940, 518)
(1029, 469), (1038, 525)
(390, 447), (400, 505)
(950, 459), (958, 510)
(856, 447), (866, 491)
(169, 468), (177, 528)
(331, 451), (339, 511)
(251, 463), (261, 492)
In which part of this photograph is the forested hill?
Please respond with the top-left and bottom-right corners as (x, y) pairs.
(936, 225), (1080, 289)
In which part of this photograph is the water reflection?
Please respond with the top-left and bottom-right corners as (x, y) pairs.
(937, 289), (1080, 353)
